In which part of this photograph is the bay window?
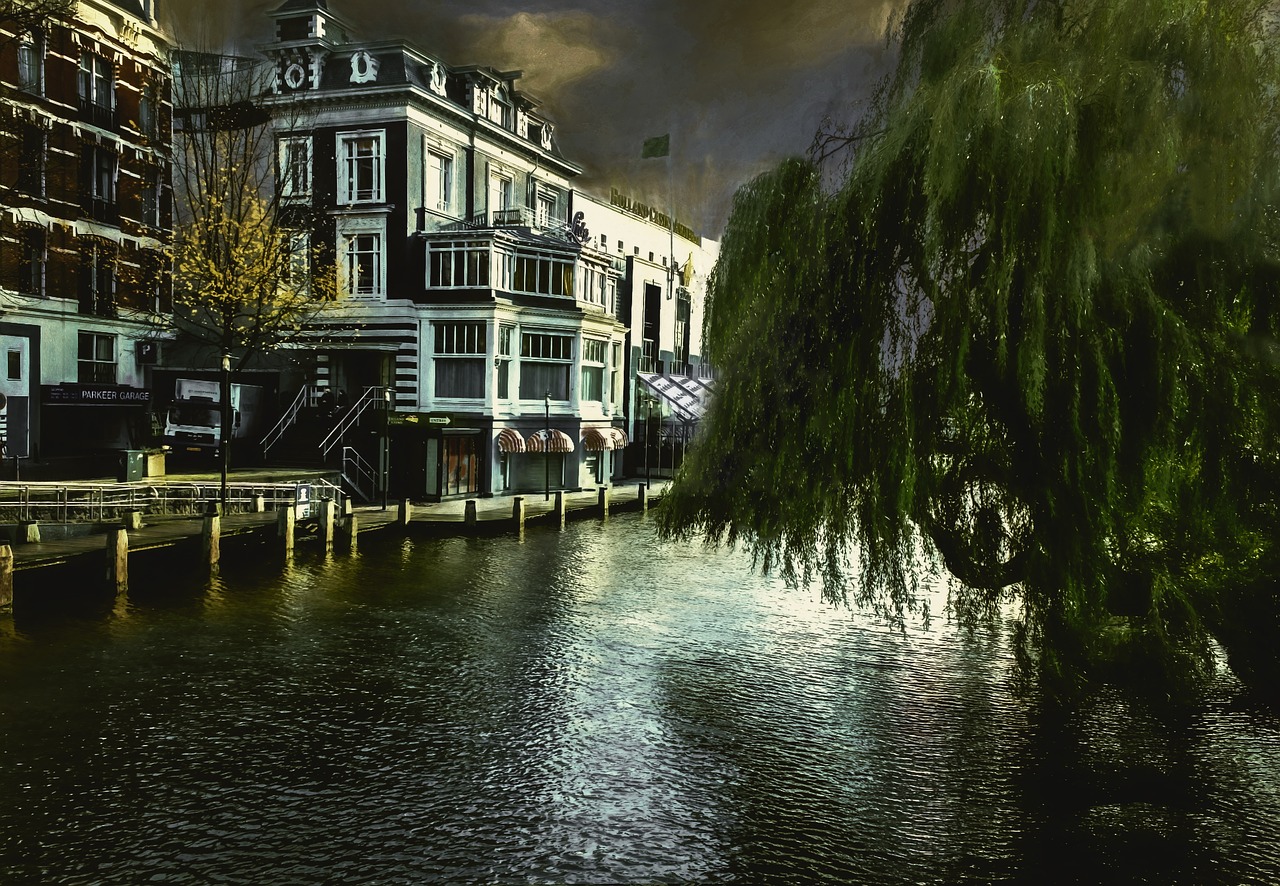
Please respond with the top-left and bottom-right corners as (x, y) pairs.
(581, 338), (605, 402)
(520, 332), (572, 401)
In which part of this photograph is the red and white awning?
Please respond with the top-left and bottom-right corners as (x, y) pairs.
(608, 427), (628, 448)
(582, 428), (612, 451)
(496, 427), (525, 453)
(525, 428), (574, 453)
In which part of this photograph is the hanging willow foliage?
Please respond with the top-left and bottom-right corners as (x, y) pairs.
(659, 0), (1280, 696)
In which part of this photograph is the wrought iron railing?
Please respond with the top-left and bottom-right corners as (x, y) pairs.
(319, 385), (392, 459)
(261, 383), (314, 457)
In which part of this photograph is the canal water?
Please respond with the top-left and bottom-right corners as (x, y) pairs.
(1, 515), (1277, 884)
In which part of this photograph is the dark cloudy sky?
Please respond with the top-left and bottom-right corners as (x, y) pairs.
(161, 0), (903, 236)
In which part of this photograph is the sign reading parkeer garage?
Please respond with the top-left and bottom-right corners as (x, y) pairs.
(43, 385), (152, 405)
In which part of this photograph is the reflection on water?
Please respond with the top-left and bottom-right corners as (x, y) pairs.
(0, 516), (1277, 884)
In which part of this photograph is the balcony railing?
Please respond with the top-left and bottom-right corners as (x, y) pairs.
(439, 207), (570, 237)
(78, 96), (118, 130)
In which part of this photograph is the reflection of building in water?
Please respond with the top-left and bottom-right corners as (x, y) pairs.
(256, 0), (717, 500)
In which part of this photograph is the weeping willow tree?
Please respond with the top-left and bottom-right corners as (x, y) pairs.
(660, 0), (1280, 696)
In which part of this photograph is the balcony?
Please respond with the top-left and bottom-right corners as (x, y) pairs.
(78, 96), (118, 131)
(441, 207), (570, 237)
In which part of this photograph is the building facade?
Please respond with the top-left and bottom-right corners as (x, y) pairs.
(0, 0), (171, 474)
(258, 0), (716, 500)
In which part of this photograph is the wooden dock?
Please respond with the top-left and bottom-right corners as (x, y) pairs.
(0, 480), (668, 605)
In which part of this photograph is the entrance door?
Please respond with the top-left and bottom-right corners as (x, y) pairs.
(442, 435), (479, 497)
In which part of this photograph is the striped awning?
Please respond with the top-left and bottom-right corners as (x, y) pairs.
(525, 428), (574, 453)
(609, 427), (628, 448)
(496, 427), (525, 453)
(582, 428), (612, 451)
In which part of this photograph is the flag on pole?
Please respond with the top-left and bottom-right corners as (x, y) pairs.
(641, 134), (670, 159)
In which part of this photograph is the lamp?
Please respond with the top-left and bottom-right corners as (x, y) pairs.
(219, 351), (231, 511)
(544, 391), (551, 501)
(382, 386), (392, 510)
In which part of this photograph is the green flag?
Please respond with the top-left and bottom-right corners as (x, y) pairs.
(641, 134), (670, 159)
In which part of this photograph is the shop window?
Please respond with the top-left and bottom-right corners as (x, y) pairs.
(77, 331), (116, 383)
(433, 321), (486, 399)
(337, 131), (384, 203)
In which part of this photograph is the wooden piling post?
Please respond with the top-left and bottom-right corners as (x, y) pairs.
(342, 499), (353, 517)
(319, 499), (336, 551)
(278, 506), (295, 556)
(638, 483), (648, 512)
(553, 490), (566, 529)
(598, 487), (609, 519)
(124, 510), (143, 531)
(252, 495), (266, 513)
(19, 521), (40, 544)
(106, 527), (128, 594)
(512, 496), (525, 530)
(398, 499), (412, 526)
(464, 499), (478, 526)
(345, 513), (359, 553)
(202, 501), (221, 570)
(0, 545), (12, 609)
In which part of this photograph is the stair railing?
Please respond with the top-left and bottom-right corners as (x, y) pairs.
(340, 446), (378, 502)
(319, 385), (391, 459)
(261, 383), (314, 457)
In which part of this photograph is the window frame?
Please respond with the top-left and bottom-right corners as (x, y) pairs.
(432, 321), (487, 400)
(427, 148), (453, 213)
(337, 129), (385, 204)
(77, 331), (117, 384)
(279, 135), (312, 199)
(343, 232), (383, 298)
(18, 29), (44, 95)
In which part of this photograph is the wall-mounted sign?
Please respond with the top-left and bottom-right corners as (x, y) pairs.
(43, 384), (151, 405)
(609, 188), (702, 245)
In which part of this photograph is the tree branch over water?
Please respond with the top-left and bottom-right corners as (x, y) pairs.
(660, 0), (1280, 699)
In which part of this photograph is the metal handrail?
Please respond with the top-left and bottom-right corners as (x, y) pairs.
(319, 385), (390, 459)
(261, 383), (313, 456)
(340, 446), (377, 502)
(0, 480), (339, 524)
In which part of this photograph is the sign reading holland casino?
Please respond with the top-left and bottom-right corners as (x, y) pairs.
(43, 384), (152, 405)
(608, 189), (702, 246)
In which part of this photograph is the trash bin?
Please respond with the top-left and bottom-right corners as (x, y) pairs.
(118, 449), (144, 482)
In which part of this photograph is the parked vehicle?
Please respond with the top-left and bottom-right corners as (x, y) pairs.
(162, 378), (265, 458)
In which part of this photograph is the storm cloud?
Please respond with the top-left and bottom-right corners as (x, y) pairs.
(160, 0), (903, 235)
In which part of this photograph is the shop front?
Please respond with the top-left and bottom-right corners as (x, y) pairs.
(390, 411), (490, 502)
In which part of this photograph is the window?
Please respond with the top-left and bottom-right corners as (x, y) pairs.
(139, 81), (160, 138)
(611, 341), (623, 406)
(488, 171), (512, 220)
(79, 242), (115, 317)
(496, 323), (514, 399)
(344, 233), (382, 297)
(578, 264), (610, 307)
(82, 145), (118, 203)
(427, 150), (452, 212)
(18, 30), (44, 95)
(77, 332), (116, 383)
(429, 240), (490, 288)
(17, 127), (45, 198)
(520, 332), (572, 400)
(279, 136), (311, 199)
(581, 338), (606, 402)
(536, 193), (554, 228)
(433, 321), (486, 399)
(511, 249), (574, 297)
(18, 228), (45, 297)
(282, 231), (310, 288)
(141, 167), (161, 227)
(78, 52), (114, 126)
(338, 131), (383, 203)
(7, 349), (21, 381)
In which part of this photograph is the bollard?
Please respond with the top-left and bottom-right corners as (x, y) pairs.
(19, 521), (40, 544)
(124, 510), (143, 531)
(202, 501), (221, 570)
(345, 513), (359, 554)
(252, 495), (266, 513)
(398, 499), (412, 526)
(0, 544), (12, 609)
(319, 499), (337, 551)
(512, 496), (525, 531)
(342, 499), (353, 517)
(464, 499), (478, 526)
(106, 527), (128, 593)
(553, 490), (566, 530)
(597, 486), (609, 519)
(278, 506), (295, 556)
(638, 483), (648, 512)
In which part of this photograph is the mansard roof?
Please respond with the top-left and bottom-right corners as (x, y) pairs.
(275, 0), (328, 11)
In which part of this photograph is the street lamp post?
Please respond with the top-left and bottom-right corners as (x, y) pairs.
(220, 351), (230, 511)
(544, 391), (551, 500)
(645, 396), (653, 489)
(382, 386), (392, 510)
